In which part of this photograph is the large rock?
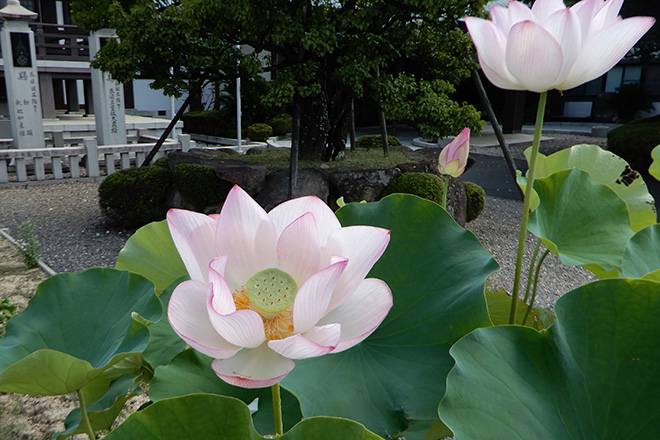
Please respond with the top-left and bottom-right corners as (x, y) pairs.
(255, 168), (330, 211)
(327, 168), (401, 206)
(167, 149), (267, 193)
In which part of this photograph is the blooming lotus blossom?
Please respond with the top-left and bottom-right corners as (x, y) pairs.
(167, 186), (392, 388)
(438, 127), (470, 178)
(465, 0), (655, 92)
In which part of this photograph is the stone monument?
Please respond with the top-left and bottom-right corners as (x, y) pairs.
(89, 28), (127, 145)
(0, 0), (45, 149)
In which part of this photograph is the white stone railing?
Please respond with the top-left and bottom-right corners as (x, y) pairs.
(0, 134), (191, 183)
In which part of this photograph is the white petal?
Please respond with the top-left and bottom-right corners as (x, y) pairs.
(212, 343), (294, 389)
(544, 8), (582, 88)
(268, 324), (341, 359)
(167, 209), (218, 283)
(277, 212), (322, 285)
(168, 280), (241, 359)
(560, 16), (655, 90)
(293, 259), (348, 334)
(269, 196), (341, 246)
(216, 186), (278, 289)
(323, 225), (390, 311)
(572, 0), (602, 39)
(506, 20), (564, 92)
(507, 1), (535, 28)
(466, 17), (522, 90)
(208, 307), (266, 349)
(208, 257), (235, 314)
(318, 278), (392, 353)
(591, 0), (624, 34)
(531, 0), (567, 23)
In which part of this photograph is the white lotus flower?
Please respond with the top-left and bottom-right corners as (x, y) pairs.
(167, 186), (392, 388)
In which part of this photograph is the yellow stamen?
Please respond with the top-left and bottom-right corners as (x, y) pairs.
(233, 286), (295, 340)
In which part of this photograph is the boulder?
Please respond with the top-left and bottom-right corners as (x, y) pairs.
(327, 168), (401, 206)
(255, 168), (330, 211)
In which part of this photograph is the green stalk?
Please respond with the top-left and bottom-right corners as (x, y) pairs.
(442, 175), (449, 210)
(509, 91), (547, 324)
(522, 239), (542, 306)
(77, 389), (96, 440)
(272, 383), (284, 436)
(522, 249), (550, 326)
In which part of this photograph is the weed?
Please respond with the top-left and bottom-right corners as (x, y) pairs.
(17, 220), (41, 269)
(0, 298), (17, 337)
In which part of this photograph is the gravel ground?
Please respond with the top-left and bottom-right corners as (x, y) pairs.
(0, 133), (604, 306)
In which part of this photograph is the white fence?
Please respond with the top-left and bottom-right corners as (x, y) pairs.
(0, 134), (191, 183)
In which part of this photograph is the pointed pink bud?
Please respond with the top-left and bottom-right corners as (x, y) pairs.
(438, 128), (470, 178)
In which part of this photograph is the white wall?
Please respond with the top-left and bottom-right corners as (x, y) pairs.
(131, 79), (187, 118)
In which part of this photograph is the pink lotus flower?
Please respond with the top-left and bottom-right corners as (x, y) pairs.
(166, 186), (392, 388)
(438, 127), (470, 177)
(465, 0), (655, 92)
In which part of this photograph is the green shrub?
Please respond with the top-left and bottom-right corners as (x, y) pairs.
(381, 172), (444, 205)
(267, 113), (293, 136)
(152, 156), (170, 168)
(355, 134), (401, 150)
(181, 110), (239, 138)
(17, 220), (41, 268)
(464, 181), (486, 223)
(99, 165), (174, 229)
(173, 163), (232, 211)
(609, 83), (654, 122)
(247, 123), (273, 142)
(607, 117), (660, 173)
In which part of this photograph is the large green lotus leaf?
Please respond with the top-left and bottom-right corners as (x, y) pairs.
(621, 224), (660, 279)
(103, 394), (382, 440)
(485, 288), (555, 330)
(0, 269), (161, 397)
(527, 168), (633, 275)
(150, 348), (303, 435)
(439, 278), (660, 439)
(141, 276), (188, 368)
(279, 194), (497, 439)
(524, 144), (656, 232)
(648, 144), (660, 180)
(115, 220), (187, 293)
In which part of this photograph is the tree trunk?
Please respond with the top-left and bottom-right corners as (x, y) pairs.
(298, 92), (329, 161)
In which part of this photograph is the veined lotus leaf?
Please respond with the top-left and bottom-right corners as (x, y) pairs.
(439, 278), (660, 439)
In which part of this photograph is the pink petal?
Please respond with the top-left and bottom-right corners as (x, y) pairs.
(168, 280), (241, 359)
(506, 20), (564, 92)
(216, 186), (278, 290)
(560, 16), (655, 90)
(269, 196), (341, 246)
(543, 8), (582, 89)
(507, 1), (535, 29)
(167, 209), (218, 283)
(323, 226), (390, 311)
(212, 343), (294, 389)
(531, 0), (567, 22)
(591, 0), (624, 34)
(268, 324), (341, 359)
(572, 0), (602, 39)
(466, 17), (522, 90)
(208, 307), (266, 349)
(293, 258), (348, 334)
(208, 257), (235, 314)
(276, 212), (322, 285)
(318, 278), (392, 353)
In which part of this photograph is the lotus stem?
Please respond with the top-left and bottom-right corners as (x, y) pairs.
(272, 383), (284, 436)
(522, 239), (542, 306)
(77, 389), (96, 440)
(522, 249), (550, 326)
(442, 175), (449, 210)
(510, 91), (547, 324)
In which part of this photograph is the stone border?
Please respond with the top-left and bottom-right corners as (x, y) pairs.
(0, 227), (57, 276)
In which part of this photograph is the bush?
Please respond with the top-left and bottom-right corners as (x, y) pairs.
(181, 110), (239, 138)
(609, 83), (654, 122)
(464, 181), (486, 223)
(247, 123), (273, 142)
(267, 113), (293, 136)
(381, 172), (444, 205)
(607, 117), (660, 173)
(99, 165), (174, 229)
(173, 163), (232, 211)
(355, 134), (402, 150)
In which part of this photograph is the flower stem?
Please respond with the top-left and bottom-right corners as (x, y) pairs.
(522, 239), (542, 306)
(522, 249), (550, 326)
(442, 175), (449, 210)
(272, 383), (283, 436)
(77, 389), (96, 440)
(509, 91), (547, 325)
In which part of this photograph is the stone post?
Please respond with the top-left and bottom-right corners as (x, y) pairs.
(0, 0), (45, 149)
(89, 29), (126, 145)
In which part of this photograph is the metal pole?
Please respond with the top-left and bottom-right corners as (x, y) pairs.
(236, 46), (242, 153)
